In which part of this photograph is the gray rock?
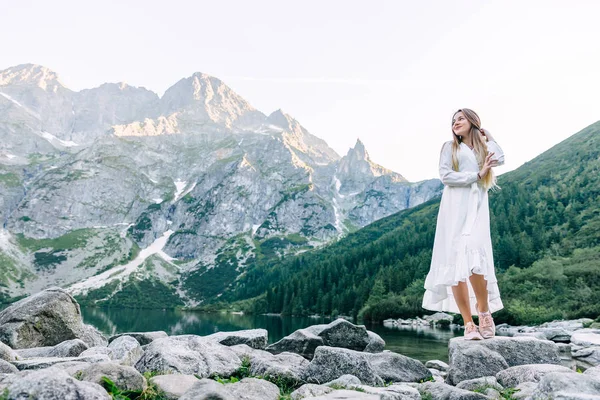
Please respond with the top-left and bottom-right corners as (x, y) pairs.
(230, 344), (308, 382)
(571, 329), (600, 347)
(1, 366), (110, 399)
(364, 331), (385, 353)
(496, 363), (575, 388)
(423, 312), (454, 324)
(531, 371), (600, 399)
(447, 336), (560, 385)
(0, 287), (85, 349)
(305, 390), (380, 399)
(109, 331), (168, 346)
(178, 378), (234, 400)
(513, 332), (548, 340)
(80, 324), (109, 347)
(512, 381), (538, 400)
(265, 328), (324, 359)
(301, 346), (384, 386)
(80, 346), (114, 359)
(456, 376), (504, 392)
(0, 359), (18, 373)
(267, 319), (374, 359)
(0, 341), (17, 362)
(16, 339), (88, 358)
(425, 359), (449, 371)
(584, 366), (600, 379)
(572, 346), (600, 369)
(108, 335), (144, 366)
(418, 381), (490, 399)
(355, 383), (421, 399)
(324, 374), (362, 388)
(150, 374), (200, 400)
(538, 328), (572, 342)
(134, 335), (241, 377)
(364, 351), (431, 383)
(12, 354), (111, 370)
(204, 329), (268, 349)
(447, 345), (509, 385)
(227, 377), (281, 400)
(78, 362), (147, 392)
(291, 383), (334, 399)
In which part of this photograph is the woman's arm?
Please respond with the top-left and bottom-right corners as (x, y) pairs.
(439, 141), (478, 187)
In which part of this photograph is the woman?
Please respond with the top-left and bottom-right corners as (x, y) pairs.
(422, 108), (505, 340)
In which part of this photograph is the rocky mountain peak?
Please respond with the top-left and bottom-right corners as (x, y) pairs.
(349, 138), (368, 160)
(0, 64), (66, 91)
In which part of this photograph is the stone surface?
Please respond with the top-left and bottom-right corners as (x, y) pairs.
(16, 339), (88, 358)
(12, 354), (111, 370)
(572, 346), (600, 368)
(265, 328), (324, 359)
(364, 351), (431, 383)
(425, 359), (449, 371)
(0, 359), (18, 373)
(0, 366), (110, 399)
(301, 346), (383, 386)
(179, 377), (280, 400)
(78, 362), (147, 392)
(0, 287), (86, 349)
(356, 383), (421, 399)
(456, 376), (503, 392)
(447, 345), (509, 385)
(80, 346), (114, 359)
(134, 335), (241, 377)
(584, 366), (600, 379)
(108, 335), (144, 366)
(109, 331), (168, 346)
(150, 374), (201, 400)
(571, 329), (600, 347)
(324, 374), (362, 388)
(204, 329), (268, 349)
(306, 390), (380, 399)
(496, 363), (575, 388)
(233, 344), (309, 382)
(0, 341), (17, 362)
(291, 383), (334, 399)
(530, 371), (600, 399)
(364, 331), (385, 353)
(80, 324), (109, 347)
(418, 381), (490, 400)
(179, 378), (233, 400)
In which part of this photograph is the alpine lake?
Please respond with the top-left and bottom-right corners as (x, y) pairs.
(81, 307), (462, 363)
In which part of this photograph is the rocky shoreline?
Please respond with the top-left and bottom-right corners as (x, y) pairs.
(0, 288), (599, 399)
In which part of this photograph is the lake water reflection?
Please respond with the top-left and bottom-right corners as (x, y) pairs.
(81, 307), (461, 363)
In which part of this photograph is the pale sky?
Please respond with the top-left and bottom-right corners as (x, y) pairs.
(1, 0), (599, 181)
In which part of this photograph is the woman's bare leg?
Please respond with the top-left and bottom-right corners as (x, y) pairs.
(469, 273), (489, 313)
(451, 281), (474, 324)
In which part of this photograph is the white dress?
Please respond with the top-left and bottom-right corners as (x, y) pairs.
(422, 139), (505, 315)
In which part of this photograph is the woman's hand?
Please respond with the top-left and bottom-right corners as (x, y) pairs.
(479, 128), (495, 142)
(479, 152), (498, 179)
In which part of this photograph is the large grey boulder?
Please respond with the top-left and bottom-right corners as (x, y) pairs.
(0, 359), (18, 373)
(364, 331), (385, 353)
(530, 371), (600, 399)
(80, 346), (114, 359)
(178, 378), (233, 400)
(12, 354), (110, 370)
(204, 329), (268, 349)
(305, 390), (380, 399)
(495, 364), (575, 388)
(179, 377), (280, 400)
(150, 374), (200, 400)
(418, 381), (490, 400)
(134, 335), (241, 377)
(364, 351), (431, 383)
(108, 331), (167, 346)
(291, 383), (334, 399)
(230, 344), (308, 382)
(584, 366), (600, 379)
(0, 366), (110, 399)
(0, 341), (17, 362)
(572, 346), (600, 369)
(265, 328), (324, 359)
(80, 324), (109, 347)
(456, 376), (504, 392)
(301, 346), (384, 386)
(425, 360), (449, 372)
(15, 339), (88, 358)
(266, 319), (377, 359)
(108, 335), (144, 366)
(78, 362), (147, 392)
(447, 336), (560, 385)
(571, 329), (600, 347)
(324, 374), (362, 388)
(447, 345), (509, 385)
(0, 287), (86, 349)
(354, 384), (421, 399)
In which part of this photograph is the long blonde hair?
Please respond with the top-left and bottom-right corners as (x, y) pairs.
(451, 108), (497, 190)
